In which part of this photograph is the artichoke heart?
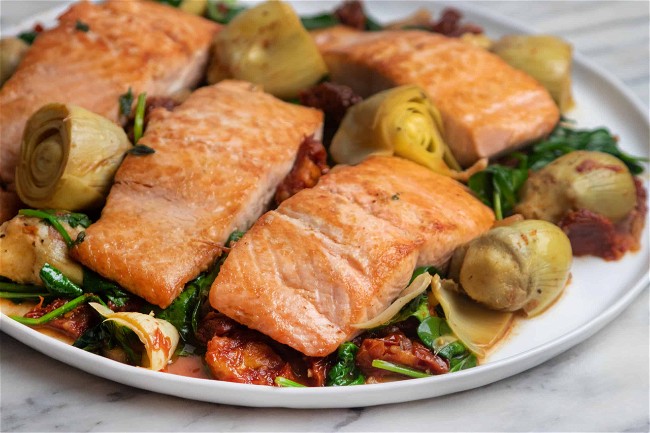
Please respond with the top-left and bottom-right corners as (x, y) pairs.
(207, 0), (328, 99)
(516, 150), (638, 223)
(1, 37), (30, 86)
(492, 35), (574, 112)
(449, 219), (572, 317)
(352, 272), (432, 329)
(89, 303), (180, 371)
(330, 85), (486, 181)
(430, 274), (513, 358)
(15, 103), (131, 211)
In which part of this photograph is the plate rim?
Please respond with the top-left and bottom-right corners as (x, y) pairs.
(1, 0), (648, 408)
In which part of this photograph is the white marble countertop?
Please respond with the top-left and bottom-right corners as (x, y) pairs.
(1, 1), (648, 432)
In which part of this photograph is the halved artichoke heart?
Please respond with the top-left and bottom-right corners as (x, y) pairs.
(16, 103), (131, 211)
(207, 0), (328, 99)
(492, 35), (574, 112)
(330, 85), (486, 181)
(430, 274), (514, 358)
(89, 303), (179, 371)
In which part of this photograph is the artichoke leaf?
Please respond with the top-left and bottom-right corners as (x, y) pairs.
(16, 103), (131, 211)
(430, 274), (513, 358)
(89, 303), (179, 371)
(352, 272), (432, 329)
(330, 85), (486, 181)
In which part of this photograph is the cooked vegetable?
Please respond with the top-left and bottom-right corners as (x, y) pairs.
(468, 156), (528, 220)
(449, 220), (572, 317)
(0, 213), (85, 286)
(528, 122), (647, 175)
(492, 35), (573, 112)
(82, 269), (129, 308)
(206, 0), (245, 23)
(330, 85), (485, 181)
(517, 150), (637, 223)
(155, 0), (207, 15)
(326, 342), (365, 386)
(132, 92), (147, 144)
(275, 377), (307, 387)
(352, 273), (432, 329)
(429, 275), (514, 357)
(18, 209), (90, 248)
(0, 37), (29, 85)
(207, 0), (328, 99)
(39, 264), (84, 298)
(89, 303), (180, 371)
(10, 294), (101, 325)
(371, 360), (432, 379)
(15, 103), (132, 211)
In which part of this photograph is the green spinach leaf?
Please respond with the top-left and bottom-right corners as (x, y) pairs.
(528, 122), (648, 174)
(326, 342), (365, 386)
(40, 264), (84, 297)
(468, 155), (528, 220)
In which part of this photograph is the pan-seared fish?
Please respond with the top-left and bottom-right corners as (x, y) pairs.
(210, 156), (494, 357)
(312, 26), (560, 167)
(0, 0), (219, 222)
(73, 80), (323, 308)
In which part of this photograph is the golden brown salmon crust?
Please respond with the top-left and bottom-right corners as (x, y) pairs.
(210, 156), (494, 357)
(0, 0), (220, 222)
(312, 26), (560, 167)
(72, 81), (324, 308)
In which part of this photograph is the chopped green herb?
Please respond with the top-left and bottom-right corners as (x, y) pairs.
(128, 144), (155, 156)
(119, 87), (134, 118)
(75, 20), (90, 32)
(18, 31), (38, 45)
(275, 377), (307, 387)
(371, 360), (431, 378)
(327, 342), (365, 386)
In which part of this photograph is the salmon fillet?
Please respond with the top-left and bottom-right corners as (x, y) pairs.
(210, 156), (494, 357)
(312, 26), (560, 167)
(72, 80), (323, 308)
(0, 0), (219, 222)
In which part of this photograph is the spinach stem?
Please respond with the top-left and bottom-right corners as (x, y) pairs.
(492, 191), (503, 220)
(18, 209), (74, 247)
(371, 360), (432, 378)
(0, 292), (48, 299)
(274, 377), (307, 387)
(10, 294), (100, 326)
(0, 281), (43, 292)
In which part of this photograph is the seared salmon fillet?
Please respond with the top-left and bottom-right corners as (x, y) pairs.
(312, 26), (560, 167)
(0, 0), (219, 222)
(72, 80), (323, 308)
(210, 156), (494, 356)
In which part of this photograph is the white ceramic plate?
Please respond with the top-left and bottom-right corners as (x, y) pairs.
(1, 1), (648, 409)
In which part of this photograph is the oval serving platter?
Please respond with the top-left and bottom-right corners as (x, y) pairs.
(1, 0), (648, 408)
